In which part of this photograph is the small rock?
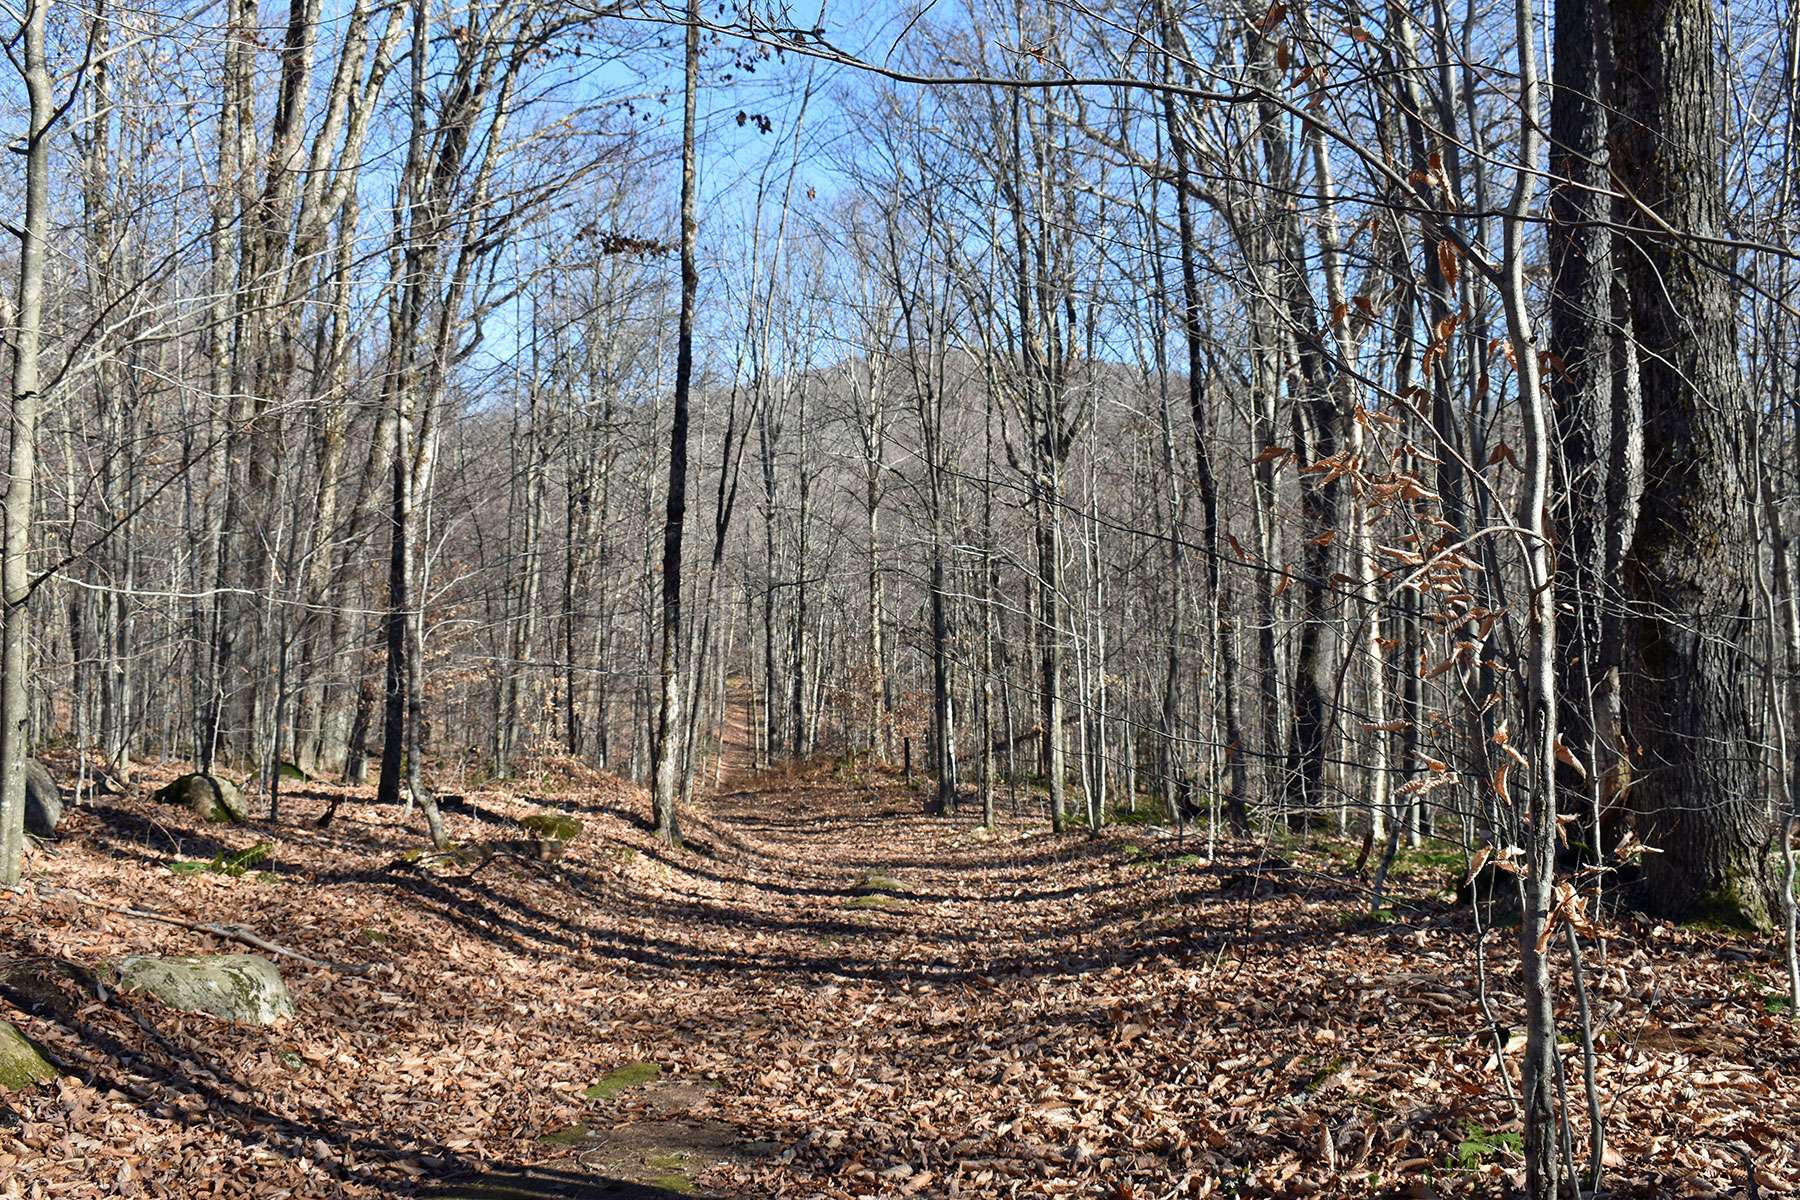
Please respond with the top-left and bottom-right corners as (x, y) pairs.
(116, 954), (294, 1024)
(24, 760), (60, 837)
(0, 1020), (57, 1091)
(153, 773), (247, 823)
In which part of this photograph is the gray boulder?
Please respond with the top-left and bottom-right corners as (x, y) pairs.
(0, 1019), (57, 1090)
(154, 773), (247, 823)
(24, 759), (60, 836)
(116, 954), (294, 1024)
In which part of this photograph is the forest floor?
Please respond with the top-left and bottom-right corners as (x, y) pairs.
(3, 740), (1798, 1199)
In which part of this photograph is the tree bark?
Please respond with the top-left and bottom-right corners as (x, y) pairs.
(651, 0), (700, 845)
(0, 0), (53, 886)
(1549, 0), (1617, 858)
(1613, 0), (1769, 927)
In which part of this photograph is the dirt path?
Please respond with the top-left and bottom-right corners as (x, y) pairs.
(499, 769), (1798, 1199)
(7, 741), (1796, 1199)
(711, 681), (759, 786)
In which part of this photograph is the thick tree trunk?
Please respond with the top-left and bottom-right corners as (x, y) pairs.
(1613, 0), (1769, 927)
(1283, 387), (1339, 830)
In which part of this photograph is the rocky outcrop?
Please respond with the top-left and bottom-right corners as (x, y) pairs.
(154, 774), (247, 823)
(24, 759), (60, 836)
(116, 954), (294, 1024)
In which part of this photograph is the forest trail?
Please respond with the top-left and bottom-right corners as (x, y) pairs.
(711, 681), (760, 786)
(5, 750), (1797, 1198)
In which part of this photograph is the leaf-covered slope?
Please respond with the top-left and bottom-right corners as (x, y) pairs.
(2, 760), (1796, 1197)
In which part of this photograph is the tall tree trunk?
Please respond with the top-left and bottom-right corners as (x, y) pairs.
(1499, 0), (1561, 1188)
(1613, 0), (1769, 927)
(651, 0), (700, 845)
(1160, 58), (1251, 834)
(860, 358), (887, 761)
(790, 387), (813, 759)
(1549, 0), (1617, 859)
(0, 0), (52, 886)
(497, 363), (548, 777)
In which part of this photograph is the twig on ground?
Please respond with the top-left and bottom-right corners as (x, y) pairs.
(6, 882), (368, 975)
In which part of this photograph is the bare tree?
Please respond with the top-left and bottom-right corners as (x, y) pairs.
(651, 0), (701, 845)
(0, 0), (54, 886)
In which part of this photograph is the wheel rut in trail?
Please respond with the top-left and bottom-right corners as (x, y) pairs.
(622, 762), (1173, 1195)
(433, 1071), (770, 1197)
(449, 692), (1691, 1198)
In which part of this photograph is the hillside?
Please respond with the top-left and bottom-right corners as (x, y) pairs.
(2, 758), (1796, 1198)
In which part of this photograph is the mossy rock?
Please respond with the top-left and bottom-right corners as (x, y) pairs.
(154, 773), (247, 823)
(0, 1019), (57, 1090)
(24, 758), (61, 836)
(845, 892), (906, 911)
(584, 1060), (661, 1100)
(520, 810), (583, 843)
(276, 761), (310, 782)
(116, 953), (294, 1024)
(851, 872), (904, 895)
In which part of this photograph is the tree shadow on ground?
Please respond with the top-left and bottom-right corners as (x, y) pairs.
(413, 1166), (715, 1198)
(3, 977), (471, 1193)
(76, 796), (241, 862)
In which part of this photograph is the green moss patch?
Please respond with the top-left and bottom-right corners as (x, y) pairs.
(168, 841), (273, 878)
(0, 1020), (57, 1090)
(1108, 797), (1174, 827)
(520, 810), (584, 843)
(844, 893), (906, 911)
(642, 1152), (695, 1193)
(851, 872), (904, 894)
(1692, 875), (1773, 933)
(1129, 851), (1205, 874)
(539, 1124), (594, 1146)
(1302, 1055), (1348, 1094)
(584, 1060), (662, 1100)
